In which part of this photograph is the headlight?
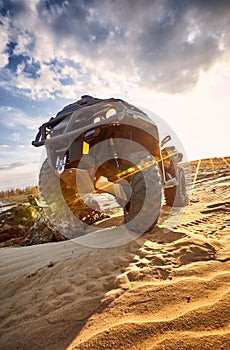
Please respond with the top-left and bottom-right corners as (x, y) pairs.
(105, 108), (117, 119)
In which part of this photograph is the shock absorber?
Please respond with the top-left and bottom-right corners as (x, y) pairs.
(109, 138), (120, 170)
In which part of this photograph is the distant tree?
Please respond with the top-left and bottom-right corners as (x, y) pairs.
(0, 186), (39, 202)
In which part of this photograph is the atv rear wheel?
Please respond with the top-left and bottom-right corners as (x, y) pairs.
(124, 151), (162, 234)
(164, 167), (187, 207)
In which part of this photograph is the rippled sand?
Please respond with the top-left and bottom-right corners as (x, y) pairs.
(0, 157), (229, 350)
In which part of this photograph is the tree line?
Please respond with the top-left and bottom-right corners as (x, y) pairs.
(0, 186), (39, 200)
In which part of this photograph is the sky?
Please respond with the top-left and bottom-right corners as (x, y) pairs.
(0, 0), (229, 190)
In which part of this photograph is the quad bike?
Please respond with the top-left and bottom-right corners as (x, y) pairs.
(32, 95), (187, 235)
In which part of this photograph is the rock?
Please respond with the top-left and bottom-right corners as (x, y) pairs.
(0, 204), (35, 246)
(83, 194), (101, 211)
(26, 210), (66, 245)
(0, 195), (109, 247)
(0, 199), (65, 247)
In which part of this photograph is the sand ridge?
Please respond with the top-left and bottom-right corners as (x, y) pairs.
(0, 157), (230, 349)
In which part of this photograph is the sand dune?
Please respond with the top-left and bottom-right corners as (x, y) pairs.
(0, 157), (229, 349)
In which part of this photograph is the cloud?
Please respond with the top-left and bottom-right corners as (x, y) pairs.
(0, 141), (43, 167)
(0, 0), (229, 190)
(0, 17), (9, 68)
(0, 144), (9, 150)
(9, 132), (21, 142)
(0, 161), (39, 190)
(0, 161), (25, 170)
(36, 0), (111, 45)
(90, 0), (230, 93)
(0, 0), (27, 18)
(0, 0), (229, 98)
(0, 106), (46, 130)
(6, 52), (41, 79)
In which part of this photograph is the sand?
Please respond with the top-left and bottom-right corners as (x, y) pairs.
(0, 157), (230, 349)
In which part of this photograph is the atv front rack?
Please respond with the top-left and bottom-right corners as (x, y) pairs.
(32, 95), (148, 147)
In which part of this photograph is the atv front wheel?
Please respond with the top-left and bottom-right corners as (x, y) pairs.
(39, 159), (94, 238)
(39, 159), (77, 207)
(164, 167), (187, 207)
(124, 151), (162, 234)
